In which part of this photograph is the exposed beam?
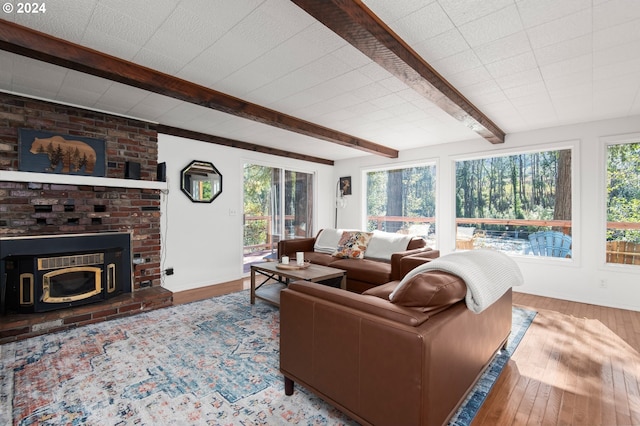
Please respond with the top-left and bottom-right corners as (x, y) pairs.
(158, 125), (334, 166)
(291, 0), (506, 144)
(0, 20), (398, 158)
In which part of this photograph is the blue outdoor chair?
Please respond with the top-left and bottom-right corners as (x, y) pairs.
(528, 231), (572, 258)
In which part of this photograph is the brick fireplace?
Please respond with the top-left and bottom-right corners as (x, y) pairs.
(0, 92), (172, 343)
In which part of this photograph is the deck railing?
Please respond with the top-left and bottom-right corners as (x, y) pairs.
(243, 214), (298, 252)
(368, 216), (640, 232)
(367, 216), (574, 233)
(244, 214), (640, 264)
(368, 216), (640, 264)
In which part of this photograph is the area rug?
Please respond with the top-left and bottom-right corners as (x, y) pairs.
(0, 291), (535, 425)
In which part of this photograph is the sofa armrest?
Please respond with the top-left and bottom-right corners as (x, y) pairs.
(399, 250), (441, 278)
(390, 248), (440, 281)
(278, 237), (316, 257)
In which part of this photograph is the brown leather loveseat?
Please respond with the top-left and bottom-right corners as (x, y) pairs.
(278, 229), (439, 293)
(279, 266), (513, 426)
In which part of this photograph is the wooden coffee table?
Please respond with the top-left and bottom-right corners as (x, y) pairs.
(250, 262), (346, 306)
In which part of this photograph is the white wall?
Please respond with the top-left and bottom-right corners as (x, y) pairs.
(158, 134), (334, 293)
(333, 115), (640, 312)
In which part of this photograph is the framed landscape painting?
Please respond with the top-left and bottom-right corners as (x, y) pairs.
(18, 129), (106, 177)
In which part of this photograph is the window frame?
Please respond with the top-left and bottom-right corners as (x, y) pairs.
(451, 140), (580, 263)
(241, 159), (318, 269)
(361, 159), (439, 244)
(601, 132), (640, 269)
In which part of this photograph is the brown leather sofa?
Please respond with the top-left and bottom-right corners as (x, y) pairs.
(280, 266), (513, 426)
(278, 230), (439, 293)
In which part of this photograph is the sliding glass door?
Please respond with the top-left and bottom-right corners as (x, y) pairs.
(243, 164), (314, 271)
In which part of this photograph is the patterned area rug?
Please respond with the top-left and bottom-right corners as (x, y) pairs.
(0, 291), (535, 425)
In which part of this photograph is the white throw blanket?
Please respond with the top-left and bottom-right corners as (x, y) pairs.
(389, 250), (524, 313)
(313, 229), (352, 254)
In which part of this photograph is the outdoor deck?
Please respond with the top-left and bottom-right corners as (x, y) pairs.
(243, 248), (277, 274)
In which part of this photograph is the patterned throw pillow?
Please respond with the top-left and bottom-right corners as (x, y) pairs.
(332, 231), (373, 259)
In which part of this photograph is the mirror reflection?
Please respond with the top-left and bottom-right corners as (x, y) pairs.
(180, 160), (222, 203)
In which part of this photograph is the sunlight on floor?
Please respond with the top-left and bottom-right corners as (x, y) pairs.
(505, 307), (640, 424)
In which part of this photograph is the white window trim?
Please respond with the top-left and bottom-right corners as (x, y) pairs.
(360, 158), (439, 236)
(450, 139), (580, 265)
(600, 132), (640, 270)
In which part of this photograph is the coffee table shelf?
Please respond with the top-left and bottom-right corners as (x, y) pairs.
(254, 282), (287, 305)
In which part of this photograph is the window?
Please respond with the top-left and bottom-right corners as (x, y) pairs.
(243, 164), (314, 270)
(364, 164), (436, 244)
(455, 148), (573, 257)
(606, 141), (640, 265)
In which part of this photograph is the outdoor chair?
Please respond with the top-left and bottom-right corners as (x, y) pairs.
(528, 231), (572, 258)
(456, 226), (476, 250)
(408, 223), (430, 239)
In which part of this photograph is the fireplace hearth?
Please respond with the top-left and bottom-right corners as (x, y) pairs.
(1, 232), (132, 315)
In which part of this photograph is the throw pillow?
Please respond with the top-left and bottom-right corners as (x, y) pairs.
(332, 231), (373, 259)
(364, 230), (414, 261)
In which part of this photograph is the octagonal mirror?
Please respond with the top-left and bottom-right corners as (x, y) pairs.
(181, 160), (222, 203)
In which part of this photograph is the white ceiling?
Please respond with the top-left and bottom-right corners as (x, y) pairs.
(1, 0), (639, 161)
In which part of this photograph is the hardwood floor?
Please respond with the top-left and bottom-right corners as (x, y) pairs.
(173, 284), (640, 425)
(474, 292), (640, 426)
(171, 279), (246, 305)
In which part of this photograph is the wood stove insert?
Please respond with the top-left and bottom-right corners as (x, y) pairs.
(0, 232), (132, 314)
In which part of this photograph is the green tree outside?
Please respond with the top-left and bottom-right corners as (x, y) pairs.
(607, 142), (640, 243)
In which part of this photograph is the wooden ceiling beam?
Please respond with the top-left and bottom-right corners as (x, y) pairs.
(158, 125), (334, 166)
(0, 20), (398, 158)
(291, 0), (506, 144)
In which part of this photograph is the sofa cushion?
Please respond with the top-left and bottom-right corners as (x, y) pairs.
(362, 281), (398, 299)
(384, 271), (466, 313)
(333, 231), (373, 259)
(329, 258), (392, 285)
